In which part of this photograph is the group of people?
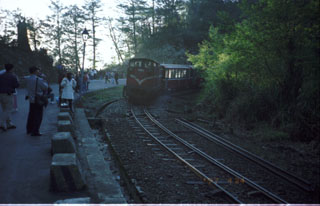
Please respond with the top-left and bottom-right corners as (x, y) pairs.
(0, 65), (47, 136)
(105, 71), (119, 85)
(0, 64), (77, 136)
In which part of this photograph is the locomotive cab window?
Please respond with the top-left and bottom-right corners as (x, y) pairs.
(143, 61), (153, 75)
(135, 61), (142, 67)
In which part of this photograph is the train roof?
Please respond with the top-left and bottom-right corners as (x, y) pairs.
(129, 58), (159, 63)
(160, 64), (193, 69)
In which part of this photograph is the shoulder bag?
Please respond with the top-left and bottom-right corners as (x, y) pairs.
(35, 78), (49, 107)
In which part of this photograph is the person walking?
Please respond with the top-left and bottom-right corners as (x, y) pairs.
(115, 72), (119, 85)
(0, 63), (19, 131)
(58, 70), (66, 107)
(26, 66), (48, 136)
(61, 72), (77, 113)
(83, 72), (89, 92)
(105, 72), (109, 84)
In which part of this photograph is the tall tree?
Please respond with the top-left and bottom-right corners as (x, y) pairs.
(117, 0), (147, 55)
(0, 9), (26, 46)
(27, 19), (45, 51)
(156, 0), (185, 28)
(0, 10), (15, 45)
(106, 17), (124, 63)
(62, 5), (86, 72)
(185, 0), (240, 52)
(83, 0), (103, 70)
(44, 0), (65, 65)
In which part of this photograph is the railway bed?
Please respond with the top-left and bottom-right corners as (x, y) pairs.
(92, 94), (319, 203)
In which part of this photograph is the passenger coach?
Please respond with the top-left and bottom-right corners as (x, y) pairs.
(161, 64), (196, 91)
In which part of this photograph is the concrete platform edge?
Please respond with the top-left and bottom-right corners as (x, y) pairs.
(73, 108), (126, 203)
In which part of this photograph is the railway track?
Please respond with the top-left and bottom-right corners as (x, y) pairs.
(130, 106), (288, 203)
(175, 118), (313, 192)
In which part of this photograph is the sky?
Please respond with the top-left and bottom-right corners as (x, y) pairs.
(0, 0), (123, 68)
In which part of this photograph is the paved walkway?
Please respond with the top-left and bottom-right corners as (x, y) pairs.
(0, 79), (125, 203)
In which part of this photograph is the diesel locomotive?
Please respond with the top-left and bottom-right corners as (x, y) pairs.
(124, 58), (201, 102)
(123, 58), (163, 102)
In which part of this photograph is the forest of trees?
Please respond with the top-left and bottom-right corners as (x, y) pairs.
(116, 0), (319, 142)
(0, 0), (319, 141)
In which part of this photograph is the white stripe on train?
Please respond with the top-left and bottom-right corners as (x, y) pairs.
(129, 74), (162, 85)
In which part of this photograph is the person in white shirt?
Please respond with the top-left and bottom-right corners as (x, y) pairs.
(60, 72), (77, 113)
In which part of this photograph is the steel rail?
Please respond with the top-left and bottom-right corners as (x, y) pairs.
(95, 98), (122, 118)
(144, 109), (288, 204)
(130, 107), (242, 203)
(176, 118), (313, 192)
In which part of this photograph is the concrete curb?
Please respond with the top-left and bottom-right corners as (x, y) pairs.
(51, 132), (76, 154)
(57, 120), (72, 132)
(58, 112), (73, 122)
(73, 108), (126, 203)
(50, 153), (86, 192)
(50, 110), (87, 196)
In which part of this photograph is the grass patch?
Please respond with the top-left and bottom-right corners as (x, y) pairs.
(77, 86), (124, 110)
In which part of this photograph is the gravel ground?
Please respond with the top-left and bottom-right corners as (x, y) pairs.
(83, 91), (319, 203)
(98, 99), (230, 203)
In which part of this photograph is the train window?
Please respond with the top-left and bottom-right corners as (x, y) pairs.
(135, 61), (142, 67)
(144, 61), (147, 68)
(183, 69), (187, 78)
(186, 69), (190, 78)
(165, 69), (169, 78)
(144, 61), (151, 71)
(169, 69), (174, 79)
(177, 69), (182, 79)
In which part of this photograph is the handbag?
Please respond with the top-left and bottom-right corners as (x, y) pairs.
(35, 78), (49, 107)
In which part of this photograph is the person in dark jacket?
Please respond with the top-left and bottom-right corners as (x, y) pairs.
(0, 64), (20, 131)
(25, 66), (48, 136)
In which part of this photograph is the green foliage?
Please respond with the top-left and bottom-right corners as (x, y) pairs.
(116, 0), (240, 62)
(189, 0), (320, 141)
